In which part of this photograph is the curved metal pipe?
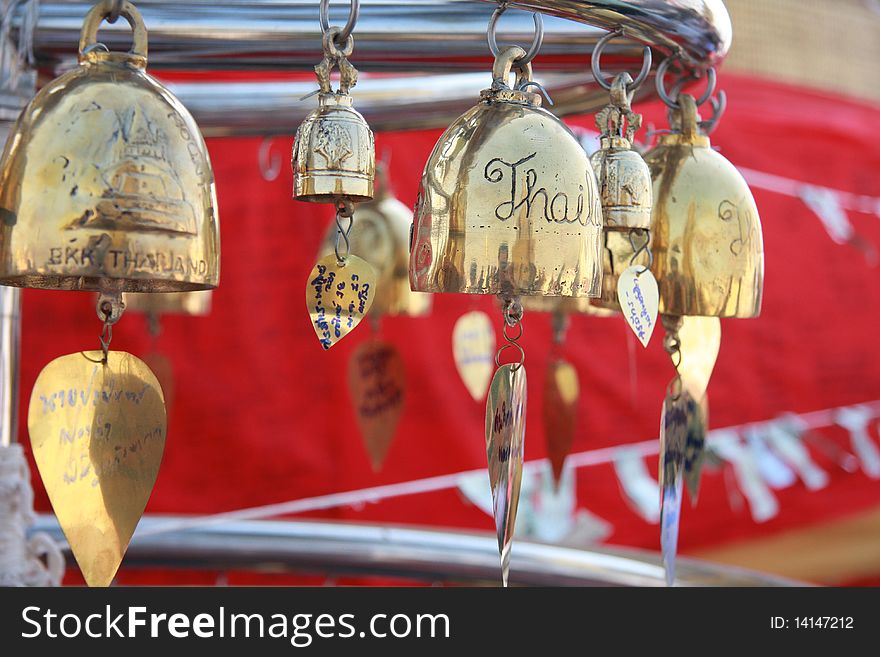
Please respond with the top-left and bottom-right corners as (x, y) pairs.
(32, 514), (800, 586)
(17, 1), (729, 74)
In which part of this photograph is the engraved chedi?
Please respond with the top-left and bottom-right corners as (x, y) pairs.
(0, 0), (219, 292)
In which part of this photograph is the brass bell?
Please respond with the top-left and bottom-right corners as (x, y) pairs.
(292, 29), (374, 202)
(645, 94), (764, 318)
(0, 1), (219, 293)
(319, 168), (430, 317)
(589, 74), (652, 232)
(409, 45), (603, 298)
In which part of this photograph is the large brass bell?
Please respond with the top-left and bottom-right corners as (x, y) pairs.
(409, 45), (603, 298)
(645, 93), (764, 317)
(0, 0), (220, 292)
(292, 29), (374, 202)
(319, 167), (430, 317)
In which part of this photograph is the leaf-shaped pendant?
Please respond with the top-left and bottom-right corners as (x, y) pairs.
(618, 266), (659, 347)
(659, 392), (688, 586)
(28, 351), (166, 587)
(677, 316), (721, 401)
(543, 358), (579, 486)
(485, 363), (527, 587)
(306, 254), (377, 350)
(348, 339), (406, 471)
(453, 311), (496, 401)
(683, 392), (709, 504)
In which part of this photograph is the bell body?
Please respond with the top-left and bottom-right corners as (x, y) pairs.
(320, 190), (431, 317)
(0, 49), (219, 292)
(293, 93), (374, 203)
(409, 85), (603, 297)
(645, 132), (763, 318)
(589, 136), (652, 231)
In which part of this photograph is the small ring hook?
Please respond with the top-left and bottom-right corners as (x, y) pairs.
(258, 138), (283, 182)
(319, 0), (360, 45)
(487, 3), (544, 67)
(656, 55), (716, 109)
(592, 29), (652, 92)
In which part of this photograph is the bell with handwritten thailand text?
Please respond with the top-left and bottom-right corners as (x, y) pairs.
(409, 46), (603, 298)
(0, 1), (219, 293)
(644, 94), (763, 318)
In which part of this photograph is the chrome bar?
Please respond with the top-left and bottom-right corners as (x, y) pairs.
(33, 514), (800, 586)
(0, 285), (20, 448)
(15, 1), (729, 73)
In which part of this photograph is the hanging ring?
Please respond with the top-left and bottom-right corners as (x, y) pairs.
(591, 29), (652, 92)
(656, 55), (715, 109)
(487, 3), (544, 67)
(334, 198), (355, 264)
(319, 0), (360, 45)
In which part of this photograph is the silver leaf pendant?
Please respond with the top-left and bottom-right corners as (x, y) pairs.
(485, 363), (527, 587)
(659, 392), (688, 586)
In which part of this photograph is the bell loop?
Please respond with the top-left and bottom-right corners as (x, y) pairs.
(628, 228), (653, 272)
(316, 26), (358, 95)
(319, 0), (360, 46)
(78, 0), (148, 63)
(334, 198), (356, 265)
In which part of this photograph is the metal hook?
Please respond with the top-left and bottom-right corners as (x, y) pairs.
(333, 198), (355, 264)
(257, 138), (283, 182)
(487, 3), (544, 67)
(516, 80), (554, 105)
(700, 89), (727, 135)
(319, 0), (360, 44)
(628, 228), (653, 272)
(656, 55), (716, 110)
(592, 29), (652, 92)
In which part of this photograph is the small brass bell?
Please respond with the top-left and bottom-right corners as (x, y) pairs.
(319, 169), (430, 317)
(645, 93), (764, 317)
(292, 29), (374, 202)
(0, 0), (220, 293)
(410, 45), (603, 298)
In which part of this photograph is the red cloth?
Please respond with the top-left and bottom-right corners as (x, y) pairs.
(15, 73), (880, 582)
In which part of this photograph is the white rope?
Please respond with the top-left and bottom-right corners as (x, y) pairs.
(0, 443), (64, 586)
(136, 399), (880, 539)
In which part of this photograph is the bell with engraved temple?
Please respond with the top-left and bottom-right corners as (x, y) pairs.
(292, 30), (374, 202)
(0, 0), (219, 293)
(644, 93), (764, 318)
(409, 45), (603, 298)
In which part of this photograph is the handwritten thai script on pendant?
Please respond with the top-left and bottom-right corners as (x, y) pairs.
(484, 153), (592, 226)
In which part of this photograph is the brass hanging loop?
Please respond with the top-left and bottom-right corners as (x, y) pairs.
(319, 0), (360, 45)
(95, 291), (125, 364)
(333, 198), (355, 264)
(656, 55), (716, 110)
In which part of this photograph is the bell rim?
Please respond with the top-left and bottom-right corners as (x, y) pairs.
(0, 275), (218, 293)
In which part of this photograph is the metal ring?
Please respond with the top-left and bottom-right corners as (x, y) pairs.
(319, 0), (360, 44)
(487, 4), (544, 67)
(107, 0), (123, 24)
(323, 27), (354, 59)
(656, 55), (715, 109)
(591, 29), (652, 92)
(495, 342), (526, 370)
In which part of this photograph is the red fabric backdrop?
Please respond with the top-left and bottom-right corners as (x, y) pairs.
(15, 73), (880, 582)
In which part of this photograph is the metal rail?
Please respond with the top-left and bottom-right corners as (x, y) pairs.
(33, 514), (800, 586)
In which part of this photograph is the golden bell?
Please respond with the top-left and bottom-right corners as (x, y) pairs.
(292, 30), (374, 203)
(589, 74), (652, 232)
(645, 94), (764, 318)
(319, 177), (430, 317)
(409, 46), (603, 298)
(591, 230), (650, 311)
(0, 1), (220, 293)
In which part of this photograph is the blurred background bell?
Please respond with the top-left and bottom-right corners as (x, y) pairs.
(645, 94), (764, 318)
(409, 46), (603, 299)
(319, 164), (430, 318)
(0, 0), (219, 294)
